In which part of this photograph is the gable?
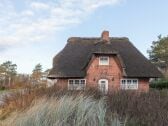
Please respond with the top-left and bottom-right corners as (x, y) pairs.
(86, 55), (123, 76)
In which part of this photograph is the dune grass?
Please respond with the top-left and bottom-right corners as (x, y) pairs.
(1, 95), (121, 126)
(1, 86), (168, 126)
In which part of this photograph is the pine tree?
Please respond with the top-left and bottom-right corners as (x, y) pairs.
(148, 35), (168, 77)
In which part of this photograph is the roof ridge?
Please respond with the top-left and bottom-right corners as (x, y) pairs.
(67, 37), (129, 43)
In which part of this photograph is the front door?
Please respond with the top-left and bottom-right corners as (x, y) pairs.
(98, 79), (108, 94)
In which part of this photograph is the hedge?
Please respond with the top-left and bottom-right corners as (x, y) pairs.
(150, 80), (168, 89)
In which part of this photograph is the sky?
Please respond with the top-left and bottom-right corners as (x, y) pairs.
(0, 0), (168, 74)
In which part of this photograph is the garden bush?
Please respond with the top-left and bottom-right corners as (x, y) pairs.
(150, 79), (168, 89)
(0, 86), (5, 91)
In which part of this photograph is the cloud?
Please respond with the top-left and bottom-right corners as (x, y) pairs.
(30, 2), (50, 10)
(0, 0), (122, 49)
(21, 10), (34, 16)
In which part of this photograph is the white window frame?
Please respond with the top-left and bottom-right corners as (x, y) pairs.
(120, 79), (138, 90)
(99, 56), (109, 65)
(68, 79), (86, 90)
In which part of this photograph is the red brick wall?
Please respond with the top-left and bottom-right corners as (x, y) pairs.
(56, 79), (68, 89)
(85, 55), (123, 92)
(138, 78), (149, 92)
(55, 55), (149, 92)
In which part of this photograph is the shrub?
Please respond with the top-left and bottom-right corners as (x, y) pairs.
(150, 79), (168, 89)
(107, 90), (168, 126)
(0, 86), (5, 91)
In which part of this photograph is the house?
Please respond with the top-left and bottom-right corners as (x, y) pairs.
(42, 69), (56, 87)
(48, 31), (162, 93)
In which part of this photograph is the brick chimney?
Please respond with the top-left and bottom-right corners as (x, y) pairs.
(101, 30), (110, 42)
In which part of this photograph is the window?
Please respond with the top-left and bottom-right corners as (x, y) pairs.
(101, 81), (106, 84)
(127, 80), (132, 84)
(68, 79), (86, 90)
(121, 79), (138, 90)
(81, 80), (85, 84)
(69, 80), (73, 84)
(122, 80), (126, 84)
(99, 56), (109, 65)
(75, 80), (79, 84)
(133, 80), (138, 84)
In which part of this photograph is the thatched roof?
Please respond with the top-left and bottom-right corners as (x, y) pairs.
(48, 37), (162, 79)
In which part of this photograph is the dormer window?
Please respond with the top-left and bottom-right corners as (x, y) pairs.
(99, 56), (109, 65)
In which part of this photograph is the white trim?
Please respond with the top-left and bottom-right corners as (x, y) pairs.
(68, 79), (86, 90)
(98, 79), (108, 94)
(120, 79), (138, 90)
(99, 56), (109, 65)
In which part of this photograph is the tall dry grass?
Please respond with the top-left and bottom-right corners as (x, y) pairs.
(1, 95), (121, 126)
(1, 86), (168, 126)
